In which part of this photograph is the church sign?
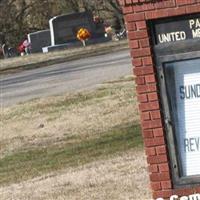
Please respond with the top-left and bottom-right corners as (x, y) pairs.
(153, 13), (200, 186)
(120, 0), (200, 198)
(153, 14), (200, 44)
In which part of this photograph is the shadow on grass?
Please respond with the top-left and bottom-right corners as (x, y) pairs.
(0, 123), (142, 186)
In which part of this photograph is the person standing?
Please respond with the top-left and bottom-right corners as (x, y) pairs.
(22, 38), (31, 55)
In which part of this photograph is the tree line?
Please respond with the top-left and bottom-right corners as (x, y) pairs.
(0, 0), (123, 47)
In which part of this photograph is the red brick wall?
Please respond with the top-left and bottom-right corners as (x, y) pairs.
(118, 0), (200, 199)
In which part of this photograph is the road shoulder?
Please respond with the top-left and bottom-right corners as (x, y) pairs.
(0, 40), (128, 75)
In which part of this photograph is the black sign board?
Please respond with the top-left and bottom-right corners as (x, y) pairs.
(153, 14), (200, 44)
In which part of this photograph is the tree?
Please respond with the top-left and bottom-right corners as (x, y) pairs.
(105, 0), (124, 30)
(0, 0), (18, 45)
(0, 0), (61, 46)
(0, 0), (124, 47)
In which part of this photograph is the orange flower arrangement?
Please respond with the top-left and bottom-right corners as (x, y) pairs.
(77, 28), (91, 45)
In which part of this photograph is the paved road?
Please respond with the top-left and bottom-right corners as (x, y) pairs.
(0, 49), (131, 107)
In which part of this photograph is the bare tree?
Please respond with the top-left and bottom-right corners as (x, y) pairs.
(0, 0), (18, 45)
(100, 0), (124, 31)
(0, 0), (124, 47)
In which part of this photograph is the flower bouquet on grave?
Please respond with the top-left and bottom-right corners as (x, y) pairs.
(76, 28), (91, 47)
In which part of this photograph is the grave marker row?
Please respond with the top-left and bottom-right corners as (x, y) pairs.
(28, 11), (107, 53)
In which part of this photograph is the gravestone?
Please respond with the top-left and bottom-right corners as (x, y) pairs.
(49, 11), (105, 46)
(2, 44), (9, 58)
(0, 33), (5, 58)
(28, 30), (51, 53)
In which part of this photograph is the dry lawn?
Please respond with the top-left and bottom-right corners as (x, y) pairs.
(0, 150), (151, 200)
(0, 76), (138, 157)
(0, 76), (152, 199)
(0, 40), (128, 72)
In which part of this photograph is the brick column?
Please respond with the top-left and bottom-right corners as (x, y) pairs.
(118, 0), (200, 199)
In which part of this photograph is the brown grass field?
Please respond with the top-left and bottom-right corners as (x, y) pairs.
(0, 76), (152, 199)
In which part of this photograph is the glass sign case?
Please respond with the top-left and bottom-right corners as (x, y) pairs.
(156, 52), (200, 187)
(164, 58), (200, 177)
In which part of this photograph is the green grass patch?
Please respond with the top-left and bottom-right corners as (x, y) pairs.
(0, 123), (142, 186)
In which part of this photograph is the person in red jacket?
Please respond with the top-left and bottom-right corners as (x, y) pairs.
(18, 36), (31, 56)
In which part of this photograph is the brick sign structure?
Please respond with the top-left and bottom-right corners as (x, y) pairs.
(119, 0), (200, 199)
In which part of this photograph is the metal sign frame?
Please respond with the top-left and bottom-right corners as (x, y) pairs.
(154, 41), (200, 187)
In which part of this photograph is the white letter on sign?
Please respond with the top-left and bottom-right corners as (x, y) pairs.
(170, 195), (179, 200)
(189, 194), (200, 200)
(180, 196), (189, 200)
(189, 19), (195, 29)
